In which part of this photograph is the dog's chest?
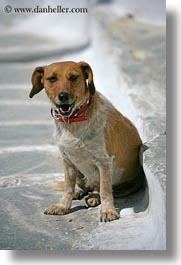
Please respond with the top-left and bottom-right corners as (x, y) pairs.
(55, 124), (107, 170)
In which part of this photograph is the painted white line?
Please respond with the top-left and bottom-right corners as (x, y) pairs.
(0, 120), (53, 126)
(0, 173), (64, 179)
(0, 84), (29, 90)
(0, 145), (59, 154)
(0, 173), (64, 181)
(0, 100), (49, 106)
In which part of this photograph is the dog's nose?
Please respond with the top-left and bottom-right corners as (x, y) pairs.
(58, 92), (69, 103)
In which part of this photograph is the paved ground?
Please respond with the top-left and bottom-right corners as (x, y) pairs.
(0, 0), (166, 250)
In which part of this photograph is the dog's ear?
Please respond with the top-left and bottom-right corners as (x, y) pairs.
(29, 66), (45, 98)
(79, 61), (95, 95)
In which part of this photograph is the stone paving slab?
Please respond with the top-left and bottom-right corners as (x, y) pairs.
(0, 150), (61, 177)
(0, 124), (54, 147)
(0, 183), (148, 250)
(0, 87), (47, 102)
(0, 39), (90, 63)
(0, 64), (34, 84)
(0, 33), (55, 48)
(0, 105), (51, 122)
(0, 185), (91, 250)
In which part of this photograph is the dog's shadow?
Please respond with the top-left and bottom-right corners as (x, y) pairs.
(69, 205), (87, 213)
(114, 177), (149, 214)
(69, 174), (148, 215)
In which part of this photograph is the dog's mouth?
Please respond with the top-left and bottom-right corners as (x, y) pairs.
(55, 101), (75, 117)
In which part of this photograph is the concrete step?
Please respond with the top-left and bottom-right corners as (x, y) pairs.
(0, 0), (90, 62)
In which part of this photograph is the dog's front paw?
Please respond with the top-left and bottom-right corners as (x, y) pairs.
(100, 207), (120, 222)
(44, 204), (68, 215)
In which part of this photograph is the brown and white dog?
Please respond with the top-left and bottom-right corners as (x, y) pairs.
(29, 61), (143, 222)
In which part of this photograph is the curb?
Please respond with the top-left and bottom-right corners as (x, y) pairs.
(92, 6), (166, 248)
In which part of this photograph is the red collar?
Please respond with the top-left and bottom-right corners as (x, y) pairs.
(51, 98), (90, 123)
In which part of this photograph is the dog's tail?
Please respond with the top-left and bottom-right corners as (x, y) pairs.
(50, 181), (64, 190)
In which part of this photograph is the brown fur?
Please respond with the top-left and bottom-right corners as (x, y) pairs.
(29, 61), (143, 222)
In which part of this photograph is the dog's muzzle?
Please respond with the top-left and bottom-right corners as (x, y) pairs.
(56, 101), (75, 117)
(52, 98), (90, 123)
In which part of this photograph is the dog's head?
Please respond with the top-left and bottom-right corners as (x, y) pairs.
(29, 61), (95, 117)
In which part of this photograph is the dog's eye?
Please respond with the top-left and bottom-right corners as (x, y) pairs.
(48, 76), (57, 83)
(69, 75), (78, 81)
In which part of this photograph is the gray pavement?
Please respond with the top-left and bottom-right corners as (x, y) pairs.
(0, 0), (166, 250)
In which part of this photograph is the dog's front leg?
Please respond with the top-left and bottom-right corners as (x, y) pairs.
(44, 159), (77, 215)
(99, 164), (120, 222)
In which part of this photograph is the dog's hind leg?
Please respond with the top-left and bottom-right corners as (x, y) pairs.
(73, 171), (88, 200)
(73, 184), (88, 200)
